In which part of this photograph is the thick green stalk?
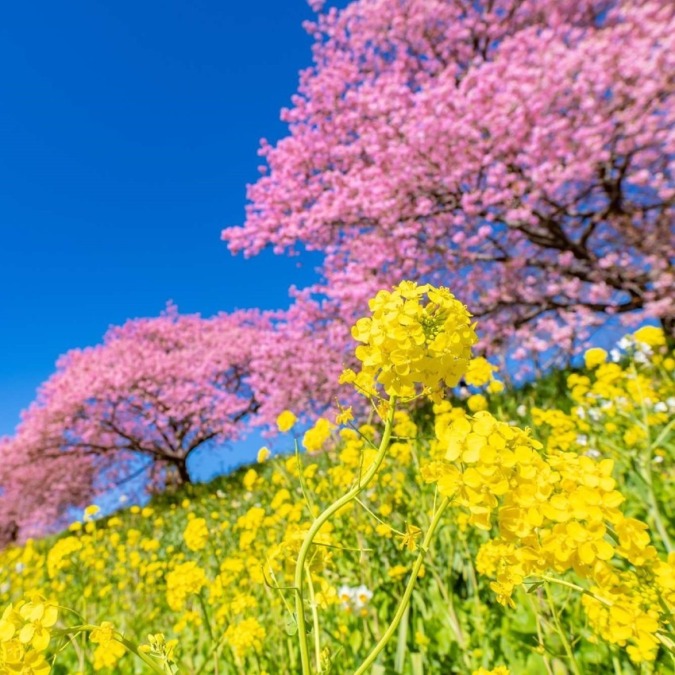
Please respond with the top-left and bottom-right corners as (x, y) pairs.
(306, 564), (323, 673)
(293, 398), (397, 674)
(354, 497), (450, 675)
(394, 603), (410, 673)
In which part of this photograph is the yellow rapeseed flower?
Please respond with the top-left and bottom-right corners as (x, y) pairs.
(276, 410), (297, 432)
(465, 357), (495, 387)
(584, 347), (608, 369)
(224, 617), (265, 659)
(633, 325), (665, 347)
(183, 518), (209, 552)
(351, 281), (477, 399)
(302, 418), (333, 454)
(467, 393), (488, 412)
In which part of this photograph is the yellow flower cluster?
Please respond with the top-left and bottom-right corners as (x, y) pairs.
(46, 535), (82, 579)
(303, 417), (334, 454)
(224, 617), (265, 659)
(536, 327), (673, 454)
(464, 357), (496, 387)
(582, 565), (671, 663)
(165, 561), (207, 611)
(276, 409), (297, 432)
(0, 594), (57, 674)
(183, 517), (209, 552)
(139, 632), (179, 671)
(346, 281), (477, 399)
(89, 621), (126, 670)
(422, 408), (673, 663)
(0, 304), (671, 673)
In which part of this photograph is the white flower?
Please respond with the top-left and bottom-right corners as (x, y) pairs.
(338, 584), (373, 612)
(654, 402), (668, 413)
(584, 449), (601, 459)
(516, 404), (527, 417)
(610, 348), (622, 362)
(354, 585), (373, 609)
(338, 585), (353, 609)
(576, 435), (588, 446)
(634, 344), (652, 364)
(617, 336), (633, 350)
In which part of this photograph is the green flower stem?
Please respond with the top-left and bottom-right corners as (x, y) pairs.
(293, 397), (397, 675)
(525, 592), (554, 675)
(535, 575), (611, 605)
(644, 461), (673, 553)
(543, 582), (582, 675)
(354, 497), (450, 675)
(305, 563), (323, 673)
(198, 592), (214, 641)
(394, 602), (410, 673)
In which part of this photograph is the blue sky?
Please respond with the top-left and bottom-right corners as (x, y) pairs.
(0, 0), (325, 460)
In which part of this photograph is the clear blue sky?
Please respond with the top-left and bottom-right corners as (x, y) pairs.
(0, 0), (326, 458)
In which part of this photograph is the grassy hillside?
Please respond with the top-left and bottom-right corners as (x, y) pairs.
(0, 329), (673, 674)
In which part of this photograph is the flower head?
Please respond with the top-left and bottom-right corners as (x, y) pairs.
(351, 282), (477, 399)
(276, 410), (297, 432)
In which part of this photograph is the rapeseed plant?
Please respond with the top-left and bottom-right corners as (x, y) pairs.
(0, 282), (672, 673)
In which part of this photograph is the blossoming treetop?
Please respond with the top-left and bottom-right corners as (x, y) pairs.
(0, 307), (264, 538)
(224, 0), (675, 361)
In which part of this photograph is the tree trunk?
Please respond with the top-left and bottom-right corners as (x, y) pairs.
(174, 458), (192, 485)
(660, 314), (675, 350)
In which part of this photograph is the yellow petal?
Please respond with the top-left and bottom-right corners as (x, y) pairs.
(19, 623), (35, 644)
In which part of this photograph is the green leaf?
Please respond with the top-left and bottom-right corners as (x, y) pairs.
(284, 614), (298, 637)
(526, 581), (544, 594)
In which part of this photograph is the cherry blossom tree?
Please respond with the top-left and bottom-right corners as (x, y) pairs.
(0, 435), (97, 543)
(0, 307), (264, 538)
(224, 0), (675, 366)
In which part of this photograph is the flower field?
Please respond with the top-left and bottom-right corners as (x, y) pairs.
(1, 0), (674, 671)
(0, 284), (673, 674)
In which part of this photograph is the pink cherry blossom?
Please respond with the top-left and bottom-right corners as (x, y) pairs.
(0, 306), (265, 540)
(224, 0), (674, 368)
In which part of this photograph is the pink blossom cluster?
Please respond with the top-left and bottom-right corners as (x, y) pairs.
(224, 0), (674, 366)
(0, 307), (264, 540)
